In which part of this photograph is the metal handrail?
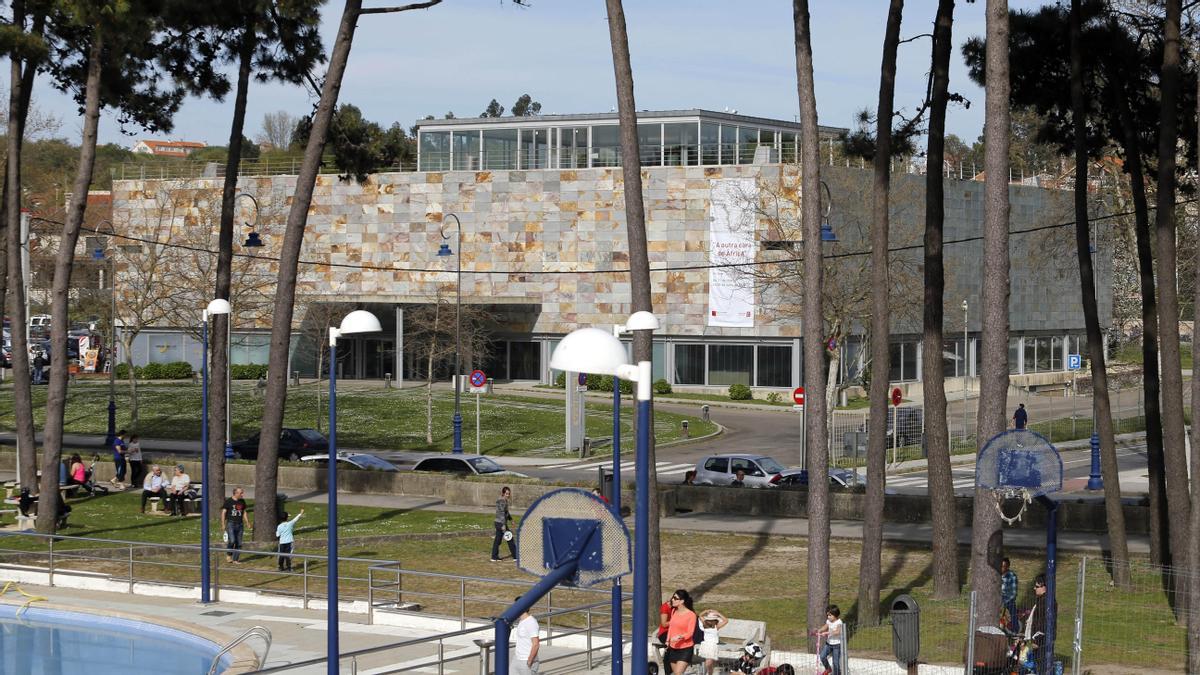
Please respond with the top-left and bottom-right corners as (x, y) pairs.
(209, 625), (272, 675)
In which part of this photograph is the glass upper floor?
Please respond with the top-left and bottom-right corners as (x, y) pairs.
(415, 109), (847, 173)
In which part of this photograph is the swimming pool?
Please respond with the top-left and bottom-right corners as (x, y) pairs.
(0, 604), (232, 674)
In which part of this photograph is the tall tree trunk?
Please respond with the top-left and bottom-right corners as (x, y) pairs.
(859, 0), (904, 628)
(1069, 0), (1130, 587)
(1188, 66), (1200, 660)
(968, 0), (1009, 628)
(604, 0), (662, 626)
(255, 0), (362, 543)
(121, 332), (139, 427)
(922, 0), (960, 600)
(37, 34), (103, 534)
(794, 0), (830, 648)
(1112, 64), (1167, 567)
(1153, 0), (1191, 601)
(209, 25), (256, 529)
(5, 2), (43, 491)
(1187, 34), (1200, 670)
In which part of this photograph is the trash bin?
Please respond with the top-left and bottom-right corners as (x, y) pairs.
(598, 467), (614, 503)
(700, 405), (710, 423)
(891, 594), (920, 666)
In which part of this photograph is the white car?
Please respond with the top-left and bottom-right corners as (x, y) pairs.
(409, 453), (527, 478)
(692, 453), (786, 488)
(298, 452), (400, 472)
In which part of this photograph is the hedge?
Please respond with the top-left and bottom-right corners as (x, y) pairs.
(231, 364), (269, 380)
(114, 361), (193, 380)
(728, 384), (752, 400)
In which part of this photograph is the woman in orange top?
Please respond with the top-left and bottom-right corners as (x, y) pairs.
(664, 588), (698, 673)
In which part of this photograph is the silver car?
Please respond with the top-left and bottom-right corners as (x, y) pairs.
(693, 453), (786, 488)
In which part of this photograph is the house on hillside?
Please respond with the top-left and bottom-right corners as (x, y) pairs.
(131, 140), (207, 158)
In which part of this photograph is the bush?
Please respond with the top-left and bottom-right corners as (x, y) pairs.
(728, 384), (753, 400)
(231, 364), (269, 380)
(553, 371), (566, 388)
(766, 392), (782, 404)
(653, 379), (673, 395)
(619, 379), (633, 395)
(114, 363), (142, 380)
(140, 361), (193, 380)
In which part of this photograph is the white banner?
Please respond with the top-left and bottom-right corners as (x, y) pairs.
(708, 178), (756, 327)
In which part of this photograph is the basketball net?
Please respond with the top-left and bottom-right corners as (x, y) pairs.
(993, 487), (1033, 525)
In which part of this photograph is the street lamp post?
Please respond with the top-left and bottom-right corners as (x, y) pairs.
(200, 298), (231, 604)
(326, 310), (382, 674)
(437, 214), (464, 454)
(105, 253), (117, 448)
(549, 311), (659, 675)
(1087, 244), (1103, 490)
(962, 299), (969, 447)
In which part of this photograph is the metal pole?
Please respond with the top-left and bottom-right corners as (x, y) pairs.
(226, 313), (232, 453)
(476, 392), (481, 453)
(200, 314), (211, 603)
(964, 591), (977, 675)
(611, 361), (623, 675)
(1038, 495), (1059, 675)
(631, 361), (652, 675)
(1087, 246), (1102, 490)
(799, 403), (807, 483)
(451, 215), (463, 454)
(106, 255), (117, 447)
(1073, 556), (1086, 675)
(327, 336), (340, 675)
(962, 300), (968, 447)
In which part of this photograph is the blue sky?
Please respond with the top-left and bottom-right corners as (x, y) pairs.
(32, 0), (1047, 149)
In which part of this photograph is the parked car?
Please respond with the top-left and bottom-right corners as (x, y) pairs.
(692, 453), (786, 488)
(777, 467), (897, 494)
(859, 406), (925, 448)
(408, 453), (526, 477)
(298, 452), (400, 472)
(228, 428), (329, 461)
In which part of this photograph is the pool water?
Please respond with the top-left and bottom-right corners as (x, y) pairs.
(0, 604), (231, 674)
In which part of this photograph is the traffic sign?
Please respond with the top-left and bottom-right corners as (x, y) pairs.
(793, 386), (805, 406)
(891, 387), (903, 407)
(469, 370), (487, 388)
(1067, 354), (1082, 371)
(578, 372), (587, 387)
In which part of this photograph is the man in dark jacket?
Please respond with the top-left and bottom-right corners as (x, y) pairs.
(491, 486), (517, 561)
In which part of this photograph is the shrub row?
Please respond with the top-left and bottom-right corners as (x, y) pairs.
(112, 362), (269, 380)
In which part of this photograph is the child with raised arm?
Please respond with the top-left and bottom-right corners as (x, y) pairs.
(696, 609), (728, 675)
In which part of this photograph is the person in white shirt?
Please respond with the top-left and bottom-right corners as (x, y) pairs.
(140, 465), (168, 513)
(167, 465), (192, 516)
(512, 598), (540, 675)
(818, 604), (844, 675)
(697, 609), (728, 674)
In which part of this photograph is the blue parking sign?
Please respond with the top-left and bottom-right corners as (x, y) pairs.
(1067, 354), (1082, 370)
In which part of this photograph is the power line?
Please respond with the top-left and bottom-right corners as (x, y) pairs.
(34, 195), (1190, 277)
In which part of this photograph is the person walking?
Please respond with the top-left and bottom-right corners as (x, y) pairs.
(1012, 403), (1029, 429)
(663, 589), (698, 674)
(31, 350), (44, 384)
(513, 596), (541, 674)
(222, 487), (252, 563)
(110, 431), (128, 486)
(127, 434), (144, 487)
(1000, 557), (1020, 632)
(817, 604), (844, 675)
(491, 486), (517, 562)
(275, 509), (304, 571)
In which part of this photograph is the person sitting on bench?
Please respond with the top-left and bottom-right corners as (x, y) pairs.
(141, 465), (169, 513)
(166, 465), (192, 516)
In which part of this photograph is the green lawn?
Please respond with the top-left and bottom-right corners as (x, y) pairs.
(0, 492), (1180, 669)
(1113, 341), (1193, 369)
(0, 383), (718, 457)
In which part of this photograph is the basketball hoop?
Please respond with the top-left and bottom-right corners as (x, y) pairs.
(992, 487), (1033, 525)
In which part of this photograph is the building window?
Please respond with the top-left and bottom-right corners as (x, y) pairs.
(520, 128), (550, 169)
(756, 345), (792, 387)
(781, 131), (797, 163)
(701, 122), (719, 165)
(638, 123), (662, 166)
(708, 344), (752, 386)
(942, 339), (965, 378)
(1009, 338), (1022, 374)
(720, 124), (737, 165)
(889, 341), (918, 381)
(482, 129), (517, 170)
(592, 125), (620, 167)
(557, 127), (588, 168)
(674, 344), (705, 385)
(1068, 334), (1088, 361)
(664, 122), (699, 166)
(1049, 336), (1063, 371)
(419, 131), (450, 171)
(451, 130), (480, 171)
(738, 126), (757, 164)
(509, 341), (540, 380)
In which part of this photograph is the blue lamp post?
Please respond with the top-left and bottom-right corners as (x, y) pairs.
(1086, 244), (1103, 490)
(436, 214), (464, 454)
(200, 298), (231, 604)
(326, 310), (382, 674)
(549, 311), (659, 675)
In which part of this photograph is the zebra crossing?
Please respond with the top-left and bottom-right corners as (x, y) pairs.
(885, 468), (977, 491)
(540, 458), (698, 477)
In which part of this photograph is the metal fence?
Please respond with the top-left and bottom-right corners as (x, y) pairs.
(829, 382), (1150, 471)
